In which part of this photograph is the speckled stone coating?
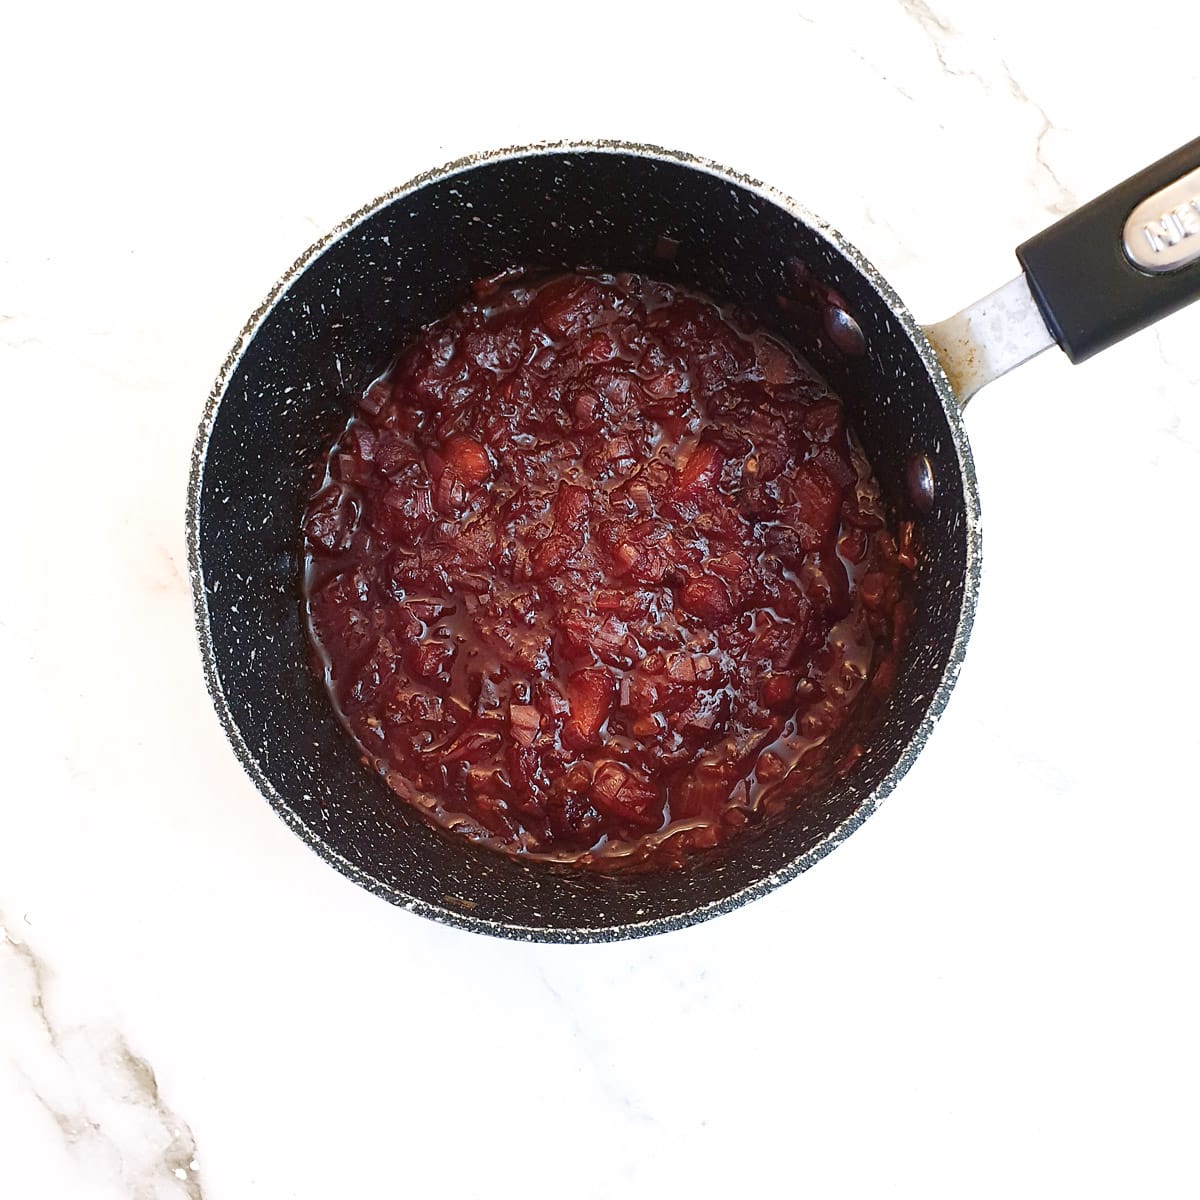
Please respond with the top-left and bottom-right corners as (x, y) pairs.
(187, 142), (982, 942)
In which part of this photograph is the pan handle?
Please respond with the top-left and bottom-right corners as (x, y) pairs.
(924, 137), (1200, 404)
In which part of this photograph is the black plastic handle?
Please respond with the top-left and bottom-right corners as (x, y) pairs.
(1015, 138), (1200, 363)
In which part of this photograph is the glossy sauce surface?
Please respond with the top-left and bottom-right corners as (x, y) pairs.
(303, 271), (913, 867)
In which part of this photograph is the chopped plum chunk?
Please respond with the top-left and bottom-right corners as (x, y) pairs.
(564, 668), (614, 748)
(442, 435), (492, 487)
(675, 441), (724, 501)
(678, 576), (735, 625)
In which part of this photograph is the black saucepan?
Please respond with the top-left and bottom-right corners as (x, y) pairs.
(188, 139), (1200, 941)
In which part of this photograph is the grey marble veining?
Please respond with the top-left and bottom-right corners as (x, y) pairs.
(1, 917), (203, 1198)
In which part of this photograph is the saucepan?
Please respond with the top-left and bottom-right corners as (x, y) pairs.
(188, 138), (1200, 941)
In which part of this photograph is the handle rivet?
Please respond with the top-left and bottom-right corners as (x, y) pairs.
(905, 453), (935, 513)
(825, 306), (866, 356)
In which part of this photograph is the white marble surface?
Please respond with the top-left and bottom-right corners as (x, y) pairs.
(2, 2), (1199, 1196)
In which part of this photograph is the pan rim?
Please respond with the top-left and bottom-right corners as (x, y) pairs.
(185, 138), (982, 943)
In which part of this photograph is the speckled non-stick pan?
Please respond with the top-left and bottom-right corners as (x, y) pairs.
(188, 139), (1200, 941)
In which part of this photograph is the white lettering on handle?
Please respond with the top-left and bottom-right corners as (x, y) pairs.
(1140, 199), (1200, 253)
(1124, 166), (1200, 272)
